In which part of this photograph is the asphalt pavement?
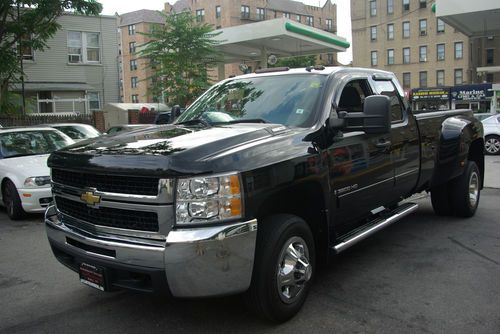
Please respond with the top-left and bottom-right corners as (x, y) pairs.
(0, 160), (499, 333)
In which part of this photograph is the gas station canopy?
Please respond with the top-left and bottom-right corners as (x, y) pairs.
(213, 17), (350, 64)
(435, 0), (500, 37)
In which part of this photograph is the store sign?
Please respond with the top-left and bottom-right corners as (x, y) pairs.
(450, 84), (493, 101)
(411, 88), (449, 100)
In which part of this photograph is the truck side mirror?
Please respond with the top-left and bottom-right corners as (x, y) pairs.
(362, 95), (391, 134)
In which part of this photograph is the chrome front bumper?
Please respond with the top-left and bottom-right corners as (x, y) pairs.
(45, 205), (258, 297)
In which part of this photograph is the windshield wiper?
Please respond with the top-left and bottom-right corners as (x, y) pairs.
(176, 118), (211, 128)
(223, 118), (269, 124)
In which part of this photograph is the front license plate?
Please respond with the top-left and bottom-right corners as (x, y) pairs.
(79, 263), (106, 291)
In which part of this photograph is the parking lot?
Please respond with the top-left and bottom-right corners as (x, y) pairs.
(1, 181), (499, 333)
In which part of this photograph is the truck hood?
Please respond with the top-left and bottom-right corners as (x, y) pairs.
(48, 124), (314, 177)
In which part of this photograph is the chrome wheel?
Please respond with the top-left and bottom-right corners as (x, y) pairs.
(276, 236), (312, 304)
(485, 137), (500, 154)
(469, 171), (479, 207)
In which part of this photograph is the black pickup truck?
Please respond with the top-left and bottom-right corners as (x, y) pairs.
(45, 67), (484, 322)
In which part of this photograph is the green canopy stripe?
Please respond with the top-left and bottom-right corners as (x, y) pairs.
(285, 22), (350, 49)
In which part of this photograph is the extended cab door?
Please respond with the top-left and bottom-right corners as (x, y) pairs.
(328, 78), (396, 236)
(369, 77), (420, 198)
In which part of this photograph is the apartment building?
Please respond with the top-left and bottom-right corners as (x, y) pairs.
(11, 13), (120, 113)
(119, 10), (165, 103)
(165, 0), (339, 78)
(351, 0), (470, 90)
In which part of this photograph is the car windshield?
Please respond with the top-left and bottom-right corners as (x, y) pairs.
(176, 74), (326, 127)
(0, 130), (73, 158)
(55, 125), (100, 140)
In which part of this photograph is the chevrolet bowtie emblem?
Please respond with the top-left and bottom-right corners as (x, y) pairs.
(80, 191), (101, 206)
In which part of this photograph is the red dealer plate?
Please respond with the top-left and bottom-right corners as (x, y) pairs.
(79, 263), (106, 291)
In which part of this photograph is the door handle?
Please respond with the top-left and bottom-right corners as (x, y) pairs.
(375, 140), (391, 149)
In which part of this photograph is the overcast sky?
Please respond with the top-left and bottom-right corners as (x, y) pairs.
(99, 0), (352, 64)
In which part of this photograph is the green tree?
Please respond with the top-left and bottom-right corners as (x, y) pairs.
(272, 55), (317, 68)
(140, 12), (221, 107)
(0, 0), (102, 113)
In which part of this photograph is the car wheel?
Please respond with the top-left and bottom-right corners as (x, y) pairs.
(484, 135), (500, 155)
(245, 214), (315, 323)
(450, 161), (481, 217)
(430, 183), (453, 216)
(3, 180), (25, 220)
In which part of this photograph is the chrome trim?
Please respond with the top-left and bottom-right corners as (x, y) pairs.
(52, 179), (174, 204)
(334, 203), (418, 253)
(338, 176), (393, 199)
(165, 219), (258, 297)
(54, 192), (166, 212)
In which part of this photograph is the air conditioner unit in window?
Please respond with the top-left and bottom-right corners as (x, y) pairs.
(420, 30), (426, 36)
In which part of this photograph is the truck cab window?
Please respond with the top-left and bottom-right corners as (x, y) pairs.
(338, 80), (371, 113)
(371, 80), (405, 122)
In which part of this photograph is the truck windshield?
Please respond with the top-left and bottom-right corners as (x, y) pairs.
(176, 74), (326, 127)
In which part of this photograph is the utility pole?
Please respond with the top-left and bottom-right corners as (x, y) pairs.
(17, 2), (26, 115)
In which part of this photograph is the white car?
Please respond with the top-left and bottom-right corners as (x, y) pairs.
(0, 127), (74, 219)
(481, 115), (500, 155)
(42, 123), (101, 142)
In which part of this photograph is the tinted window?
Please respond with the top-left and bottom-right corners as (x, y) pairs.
(177, 75), (326, 127)
(371, 80), (404, 122)
(55, 125), (100, 140)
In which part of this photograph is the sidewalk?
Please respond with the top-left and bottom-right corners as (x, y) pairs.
(484, 155), (500, 188)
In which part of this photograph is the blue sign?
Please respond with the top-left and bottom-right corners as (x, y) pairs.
(450, 84), (493, 101)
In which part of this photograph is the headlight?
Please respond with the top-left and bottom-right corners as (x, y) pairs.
(175, 173), (242, 225)
(24, 176), (51, 187)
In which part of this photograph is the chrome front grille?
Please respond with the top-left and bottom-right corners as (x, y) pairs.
(52, 169), (161, 196)
(51, 169), (175, 240)
(55, 196), (159, 232)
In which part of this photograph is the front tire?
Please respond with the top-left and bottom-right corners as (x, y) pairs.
(484, 135), (500, 155)
(450, 161), (481, 217)
(3, 180), (25, 220)
(246, 214), (315, 322)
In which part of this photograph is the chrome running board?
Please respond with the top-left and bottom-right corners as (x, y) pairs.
(333, 202), (419, 253)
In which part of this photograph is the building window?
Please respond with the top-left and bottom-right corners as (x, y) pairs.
(454, 69), (463, 85)
(256, 8), (265, 20)
(128, 24), (135, 35)
(419, 71), (427, 88)
(196, 9), (205, 22)
(129, 42), (136, 54)
(419, 0), (427, 8)
(371, 51), (378, 66)
(67, 31), (100, 63)
(131, 77), (138, 88)
(387, 49), (394, 65)
(403, 0), (410, 11)
(370, 0), (377, 16)
(437, 19), (445, 33)
(131, 94), (139, 103)
(387, 0), (394, 14)
(326, 19), (333, 31)
(455, 42), (463, 59)
(419, 45), (427, 62)
(215, 5), (221, 18)
(436, 70), (445, 87)
(419, 19), (427, 36)
(305, 16), (314, 26)
(437, 43), (445, 61)
(130, 59), (137, 71)
(296, 14), (301, 22)
(387, 24), (394, 40)
(403, 21), (410, 38)
(486, 49), (494, 65)
(241, 5), (250, 19)
(370, 26), (377, 41)
(283, 12), (290, 19)
(87, 91), (100, 110)
(17, 35), (34, 60)
(403, 72), (411, 88)
(486, 73), (494, 82)
(403, 47), (410, 64)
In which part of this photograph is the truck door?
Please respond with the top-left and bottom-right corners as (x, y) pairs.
(328, 78), (395, 236)
(369, 78), (420, 197)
